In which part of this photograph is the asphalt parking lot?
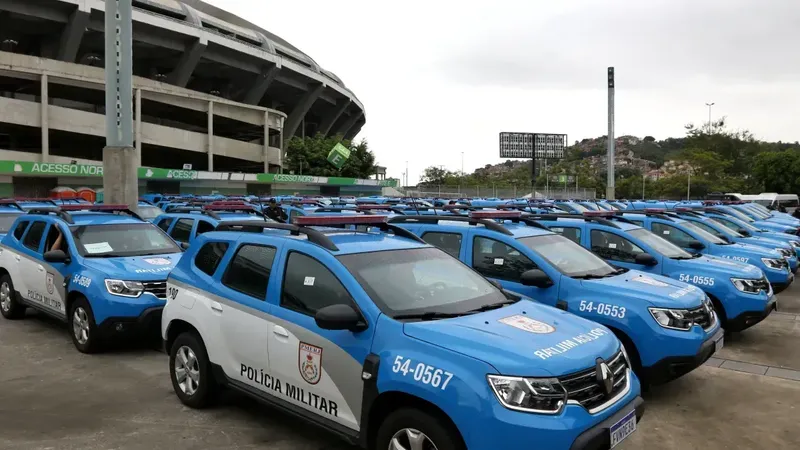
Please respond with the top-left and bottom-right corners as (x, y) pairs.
(2, 287), (800, 450)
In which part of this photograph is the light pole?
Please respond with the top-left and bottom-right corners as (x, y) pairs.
(460, 152), (464, 196)
(705, 102), (715, 132)
(405, 160), (409, 188)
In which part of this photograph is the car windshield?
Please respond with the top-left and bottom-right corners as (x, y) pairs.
(137, 206), (163, 220)
(722, 208), (755, 223)
(517, 234), (617, 278)
(0, 213), (22, 233)
(339, 247), (505, 316)
(681, 221), (727, 244)
(72, 223), (181, 257)
(627, 228), (692, 259)
(741, 205), (770, 219)
(568, 203), (590, 212)
(706, 218), (744, 237)
(688, 219), (738, 239)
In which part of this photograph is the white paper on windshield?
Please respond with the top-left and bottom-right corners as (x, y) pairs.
(493, 258), (504, 265)
(663, 230), (671, 235)
(303, 276), (315, 286)
(83, 242), (113, 254)
(608, 243), (617, 249)
(551, 227), (563, 232)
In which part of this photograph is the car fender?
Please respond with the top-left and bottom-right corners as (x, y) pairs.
(64, 268), (112, 321)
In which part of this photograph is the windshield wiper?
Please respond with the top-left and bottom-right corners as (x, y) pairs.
(468, 299), (519, 313)
(90, 253), (127, 258)
(572, 273), (611, 280)
(393, 311), (474, 321)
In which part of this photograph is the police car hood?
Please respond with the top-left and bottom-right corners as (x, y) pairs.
(742, 236), (791, 250)
(82, 253), (181, 279)
(403, 300), (619, 377)
(583, 271), (704, 309)
(725, 242), (782, 258)
(678, 254), (763, 278)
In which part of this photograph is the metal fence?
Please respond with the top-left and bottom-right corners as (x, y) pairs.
(403, 185), (597, 200)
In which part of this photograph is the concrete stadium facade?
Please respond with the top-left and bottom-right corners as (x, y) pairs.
(0, 0), (366, 177)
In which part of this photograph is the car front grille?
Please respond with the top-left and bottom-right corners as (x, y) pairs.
(559, 349), (629, 413)
(143, 281), (167, 299)
(685, 304), (714, 330)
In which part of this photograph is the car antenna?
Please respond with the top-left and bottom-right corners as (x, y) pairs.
(411, 198), (424, 216)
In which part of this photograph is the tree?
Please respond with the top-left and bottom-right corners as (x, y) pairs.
(420, 166), (451, 184)
(283, 134), (376, 178)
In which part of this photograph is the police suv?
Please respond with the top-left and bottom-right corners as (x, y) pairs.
(154, 201), (275, 247)
(390, 211), (723, 385)
(536, 211), (775, 332)
(0, 204), (182, 352)
(162, 215), (644, 450)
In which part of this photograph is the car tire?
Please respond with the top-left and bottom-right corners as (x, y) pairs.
(69, 297), (101, 354)
(375, 408), (464, 450)
(169, 332), (217, 409)
(0, 274), (25, 320)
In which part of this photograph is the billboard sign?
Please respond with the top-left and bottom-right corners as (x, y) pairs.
(499, 133), (567, 159)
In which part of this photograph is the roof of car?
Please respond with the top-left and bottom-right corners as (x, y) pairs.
(209, 228), (430, 255)
(68, 212), (147, 226)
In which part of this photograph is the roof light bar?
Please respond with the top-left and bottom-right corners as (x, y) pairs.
(60, 204), (129, 211)
(674, 207), (693, 212)
(292, 215), (389, 226)
(209, 201), (249, 206)
(583, 210), (617, 217)
(644, 208), (666, 213)
(356, 205), (394, 210)
(469, 211), (522, 219)
(203, 205), (255, 212)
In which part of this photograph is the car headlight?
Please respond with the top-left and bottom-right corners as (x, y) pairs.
(761, 257), (785, 269)
(487, 375), (567, 414)
(731, 278), (763, 294)
(648, 307), (694, 330)
(104, 279), (144, 298)
(789, 241), (800, 249)
(775, 248), (792, 258)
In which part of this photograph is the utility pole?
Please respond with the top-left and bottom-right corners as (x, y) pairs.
(405, 160), (409, 188)
(706, 102), (715, 132)
(103, 0), (138, 211)
(606, 67), (615, 200)
(642, 173), (646, 199)
(687, 170), (691, 200)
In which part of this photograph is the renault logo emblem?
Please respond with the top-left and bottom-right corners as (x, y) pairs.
(596, 359), (614, 396)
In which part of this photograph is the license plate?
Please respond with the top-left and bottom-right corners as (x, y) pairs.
(610, 410), (637, 448)
(716, 336), (724, 352)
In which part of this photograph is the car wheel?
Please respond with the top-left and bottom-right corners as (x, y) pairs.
(0, 274), (25, 320)
(376, 408), (464, 450)
(169, 332), (217, 409)
(69, 297), (101, 354)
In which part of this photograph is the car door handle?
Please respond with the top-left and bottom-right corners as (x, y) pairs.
(273, 326), (289, 338)
(210, 301), (223, 312)
(37, 265), (45, 273)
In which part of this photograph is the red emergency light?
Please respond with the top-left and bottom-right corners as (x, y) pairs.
(583, 210), (617, 217)
(356, 205), (394, 210)
(209, 201), (248, 206)
(469, 211), (522, 219)
(15, 197), (55, 202)
(292, 215), (389, 226)
(644, 208), (666, 213)
(674, 207), (693, 212)
(60, 204), (129, 211)
(204, 204), (255, 212)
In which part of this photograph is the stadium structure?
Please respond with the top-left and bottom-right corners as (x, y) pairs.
(0, 0), (366, 193)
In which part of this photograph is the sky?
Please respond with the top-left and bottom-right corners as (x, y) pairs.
(208, 0), (800, 184)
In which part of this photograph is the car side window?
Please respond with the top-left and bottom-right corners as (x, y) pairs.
(22, 221), (46, 252)
(280, 252), (356, 316)
(12, 221), (28, 240)
(222, 245), (277, 299)
(288, 209), (301, 221)
(195, 242), (229, 276)
(170, 218), (193, 243)
(590, 230), (645, 263)
(472, 236), (537, 282)
(195, 220), (215, 235)
(421, 231), (462, 258)
(44, 224), (67, 253)
(157, 217), (173, 232)
(652, 223), (695, 248)
(549, 226), (581, 244)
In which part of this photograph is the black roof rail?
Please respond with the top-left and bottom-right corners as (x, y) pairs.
(27, 207), (74, 224)
(214, 220), (425, 251)
(519, 213), (632, 229)
(388, 215), (514, 236)
(168, 208), (222, 220)
(618, 209), (674, 221)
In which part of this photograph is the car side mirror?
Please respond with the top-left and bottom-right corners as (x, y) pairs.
(719, 235), (731, 243)
(520, 269), (553, 288)
(688, 240), (705, 250)
(738, 228), (751, 237)
(180, 242), (190, 250)
(43, 250), (70, 264)
(315, 304), (367, 332)
(634, 253), (658, 266)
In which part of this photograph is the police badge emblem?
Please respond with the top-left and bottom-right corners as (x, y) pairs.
(298, 342), (323, 385)
(46, 273), (54, 295)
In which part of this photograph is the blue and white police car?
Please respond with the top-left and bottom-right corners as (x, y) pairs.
(162, 214), (643, 450)
(0, 204), (182, 353)
(390, 210), (723, 385)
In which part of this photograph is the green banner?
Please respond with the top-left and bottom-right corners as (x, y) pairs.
(0, 160), (397, 187)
